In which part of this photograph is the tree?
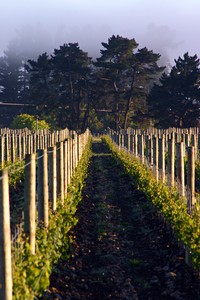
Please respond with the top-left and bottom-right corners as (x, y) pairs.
(0, 40), (32, 104)
(0, 48), (22, 103)
(148, 53), (200, 127)
(51, 43), (92, 131)
(11, 114), (50, 130)
(27, 43), (93, 132)
(95, 35), (164, 130)
(26, 52), (52, 106)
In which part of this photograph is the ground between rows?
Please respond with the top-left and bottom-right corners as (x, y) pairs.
(41, 139), (200, 300)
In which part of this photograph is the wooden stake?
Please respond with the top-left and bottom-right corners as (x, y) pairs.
(37, 149), (49, 227)
(24, 154), (36, 254)
(0, 169), (12, 300)
(48, 146), (57, 211)
(187, 146), (195, 213)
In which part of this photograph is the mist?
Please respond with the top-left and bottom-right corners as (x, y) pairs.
(1, 0), (200, 66)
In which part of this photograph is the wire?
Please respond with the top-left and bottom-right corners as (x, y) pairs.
(0, 147), (61, 181)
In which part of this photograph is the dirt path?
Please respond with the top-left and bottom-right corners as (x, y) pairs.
(41, 140), (200, 300)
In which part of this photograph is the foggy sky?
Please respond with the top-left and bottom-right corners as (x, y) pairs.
(1, 0), (200, 66)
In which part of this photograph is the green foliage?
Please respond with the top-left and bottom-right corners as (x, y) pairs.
(11, 113), (50, 130)
(0, 159), (25, 187)
(148, 53), (200, 127)
(12, 138), (92, 299)
(195, 161), (200, 180)
(27, 44), (92, 132)
(95, 35), (164, 130)
(104, 136), (200, 269)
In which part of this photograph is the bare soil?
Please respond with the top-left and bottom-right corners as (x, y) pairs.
(41, 140), (200, 300)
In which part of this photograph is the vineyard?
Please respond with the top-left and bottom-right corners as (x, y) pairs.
(1, 127), (200, 299)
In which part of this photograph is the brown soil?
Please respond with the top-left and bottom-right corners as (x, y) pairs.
(41, 140), (200, 300)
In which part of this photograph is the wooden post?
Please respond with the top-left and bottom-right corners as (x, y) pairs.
(67, 138), (72, 185)
(76, 133), (80, 163)
(159, 137), (165, 183)
(168, 136), (175, 187)
(176, 142), (185, 197)
(64, 140), (68, 195)
(37, 149), (49, 227)
(5, 134), (10, 162)
(48, 146), (57, 211)
(124, 133), (128, 150)
(187, 146), (195, 213)
(129, 134), (133, 153)
(0, 135), (5, 167)
(17, 134), (22, 160)
(24, 154), (36, 254)
(74, 133), (78, 168)
(21, 134), (26, 159)
(145, 135), (151, 167)
(10, 134), (15, 163)
(26, 135), (31, 155)
(153, 137), (159, 181)
(134, 134), (138, 157)
(191, 134), (198, 159)
(0, 170), (12, 300)
(127, 133), (130, 152)
(56, 142), (64, 205)
(138, 134), (144, 164)
(78, 134), (83, 159)
(72, 134), (75, 172)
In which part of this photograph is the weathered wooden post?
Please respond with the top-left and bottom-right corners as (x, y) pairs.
(129, 134), (133, 153)
(138, 134), (144, 164)
(16, 134), (22, 160)
(0, 169), (12, 300)
(159, 137), (165, 183)
(0, 135), (5, 167)
(191, 134), (198, 159)
(74, 133), (78, 168)
(123, 133), (126, 149)
(78, 134), (83, 159)
(67, 138), (72, 185)
(26, 135), (31, 155)
(187, 146), (195, 213)
(37, 149), (49, 227)
(10, 134), (16, 163)
(168, 135), (175, 187)
(64, 140), (68, 194)
(56, 142), (64, 205)
(24, 153), (36, 254)
(72, 133), (76, 172)
(176, 142), (185, 197)
(145, 135), (149, 165)
(133, 133), (138, 157)
(5, 134), (10, 162)
(21, 134), (26, 159)
(76, 133), (80, 164)
(48, 146), (57, 211)
(126, 132), (130, 153)
(153, 136), (159, 181)
(124, 133), (128, 151)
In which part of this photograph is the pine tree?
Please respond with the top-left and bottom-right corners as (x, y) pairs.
(27, 44), (93, 131)
(148, 53), (200, 127)
(95, 35), (163, 130)
(0, 48), (22, 103)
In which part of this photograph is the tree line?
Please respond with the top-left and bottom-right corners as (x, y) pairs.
(0, 35), (200, 131)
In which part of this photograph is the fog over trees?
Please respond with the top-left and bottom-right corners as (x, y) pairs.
(0, 0), (200, 130)
(0, 33), (200, 131)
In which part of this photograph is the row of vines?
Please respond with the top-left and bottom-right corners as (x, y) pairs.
(105, 128), (200, 270)
(0, 128), (92, 300)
